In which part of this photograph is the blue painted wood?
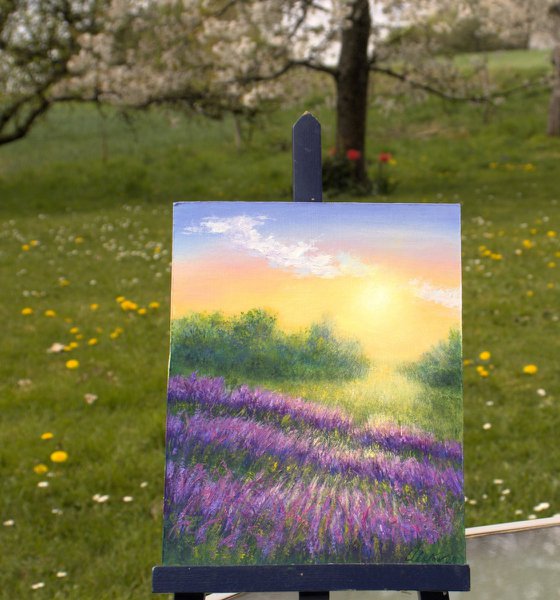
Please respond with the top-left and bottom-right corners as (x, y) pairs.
(292, 112), (322, 202)
(152, 564), (470, 593)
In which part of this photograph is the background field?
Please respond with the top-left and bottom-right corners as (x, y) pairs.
(0, 49), (559, 598)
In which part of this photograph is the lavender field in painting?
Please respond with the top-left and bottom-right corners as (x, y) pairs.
(163, 374), (464, 565)
(163, 202), (464, 566)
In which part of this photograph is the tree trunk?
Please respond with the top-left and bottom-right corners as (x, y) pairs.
(548, 46), (560, 136)
(335, 0), (371, 183)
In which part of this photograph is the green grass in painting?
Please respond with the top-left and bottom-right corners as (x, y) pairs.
(170, 315), (462, 440)
(0, 48), (559, 598)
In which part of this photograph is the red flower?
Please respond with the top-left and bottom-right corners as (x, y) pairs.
(378, 152), (393, 163)
(346, 148), (361, 161)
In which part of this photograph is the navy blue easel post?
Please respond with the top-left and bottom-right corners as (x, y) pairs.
(152, 113), (470, 600)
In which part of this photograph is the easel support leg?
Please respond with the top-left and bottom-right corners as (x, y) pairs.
(174, 594), (205, 600)
(418, 592), (450, 600)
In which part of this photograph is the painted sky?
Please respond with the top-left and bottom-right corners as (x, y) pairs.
(171, 202), (462, 361)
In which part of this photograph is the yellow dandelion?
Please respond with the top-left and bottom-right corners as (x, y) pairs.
(476, 365), (486, 374)
(21, 307), (33, 316)
(109, 331), (119, 340)
(526, 290), (534, 297)
(547, 230), (557, 238)
(120, 300), (138, 311)
(547, 282), (555, 289)
(547, 262), (556, 268)
(33, 464), (48, 475)
(65, 359), (79, 370)
(44, 309), (56, 318)
(488, 162), (498, 169)
(30, 240), (39, 247)
(149, 301), (160, 309)
(21, 244), (30, 251)
(479, 351), (491, 361)
(490, 253), (502, 261)
(50, 451), (68, 463)
(137, 308), (147, 315)
(523, 364), (538, 375)
(530, 228), (538, 235)
(69, 326), (79, 334)
(463, 359), (473, 366)
(116, 296), (125, 303)
(522, 240), (534, 249)
(40, 432), (54, 440)
(90, 303), (99, 311)
(74, 236), (84, 244)
(63, 345), (73, 352)
(523, 163), (535, 172)
(58, 277), (70, 287)
(479, 369), (489, 378)
(556, 251), (560, 258)
(68, 341), (78, 349)
(87, 338), (98, 346)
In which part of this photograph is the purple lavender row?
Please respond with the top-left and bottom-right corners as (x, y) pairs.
(167, 373), (462, 463)
(168, 373), (352, 433)
(166, 412), (463, 498)
(357, 423), (462, 465)
(165, 462), (457, 560)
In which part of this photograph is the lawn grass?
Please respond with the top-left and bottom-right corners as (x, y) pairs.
(0, 49), (559, 598)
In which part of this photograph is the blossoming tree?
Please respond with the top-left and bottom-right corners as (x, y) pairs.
(1, 0), (556, 181)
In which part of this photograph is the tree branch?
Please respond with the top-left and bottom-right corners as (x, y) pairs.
(0, 97), (50, 145)
(371, 64), (549, 103)
(237, 59), (337, 85)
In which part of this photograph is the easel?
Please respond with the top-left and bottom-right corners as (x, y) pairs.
(152, 113), (470, 599)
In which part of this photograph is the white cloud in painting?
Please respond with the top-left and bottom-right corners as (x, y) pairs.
(184, 215), (370, 278)
(409, 278), (461, 309)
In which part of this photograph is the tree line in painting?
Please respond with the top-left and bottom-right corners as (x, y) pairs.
(170, 309), (370, 381)
(171, 308), (462, 391)
(164, 308), (464, 565)
(404, 330), (462, 391)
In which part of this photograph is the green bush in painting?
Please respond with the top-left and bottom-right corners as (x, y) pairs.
(404, 329), (462, 390)
(170, 308), (370, 381)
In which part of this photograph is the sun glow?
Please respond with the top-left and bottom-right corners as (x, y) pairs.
(355, 280), (394, 314)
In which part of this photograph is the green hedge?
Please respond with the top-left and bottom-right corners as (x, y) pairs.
(170, 308), (370, 381)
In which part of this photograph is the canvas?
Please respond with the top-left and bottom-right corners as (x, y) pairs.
(163, 201), (465, 567)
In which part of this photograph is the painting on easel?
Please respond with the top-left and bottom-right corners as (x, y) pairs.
(163, 201), (464, 567)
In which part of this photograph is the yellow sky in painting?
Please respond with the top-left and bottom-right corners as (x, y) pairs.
(171, 250), (460, 362)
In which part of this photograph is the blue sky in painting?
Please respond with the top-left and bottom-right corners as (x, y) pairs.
(172, 202), (461, 267)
